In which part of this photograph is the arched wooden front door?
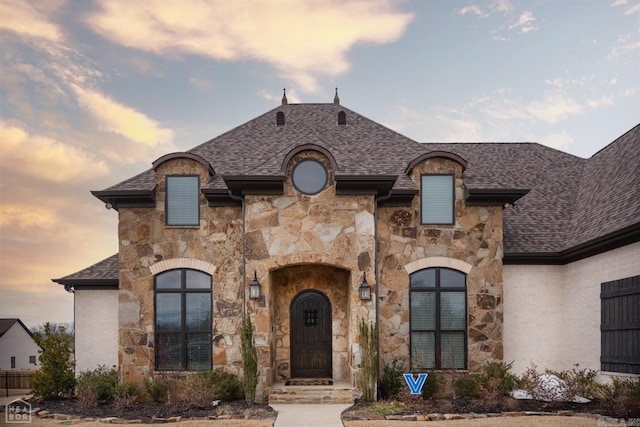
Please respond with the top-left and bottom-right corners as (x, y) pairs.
(290, 290), (332, 378)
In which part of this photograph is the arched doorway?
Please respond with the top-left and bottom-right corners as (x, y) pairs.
(290, 290), (332, 378)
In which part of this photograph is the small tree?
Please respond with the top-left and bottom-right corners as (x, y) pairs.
(241, 316), (259, 405)
(31, 323), (75, 399)
(359, 318), (378, 402)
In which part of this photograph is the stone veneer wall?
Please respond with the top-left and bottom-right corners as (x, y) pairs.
(117, 158), (244, 386)
(377, 157), (504, 373)
(243, 150), (377, 395)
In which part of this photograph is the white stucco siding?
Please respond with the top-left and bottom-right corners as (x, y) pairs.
(504, 242), (640, 378)
(0, 323), (40, 370)
(74, 289), (118, 374)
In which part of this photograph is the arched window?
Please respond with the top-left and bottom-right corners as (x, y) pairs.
(410, 267), (466, 369)
(155, 269), (212, 370)
(337, 111), (347, 125)
(276, 111), (285, 126)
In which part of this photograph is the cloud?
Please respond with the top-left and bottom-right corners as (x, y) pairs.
(258, 88), (301, 104)
(526, 92), (583, 123)
(71, 84), (174, 146)
(0, 204), (59, 231)
(85, 0), (413, 92)
(588, 95), (614, 108)
(540, 131), (573, 150)
(0, 0), (63, 41)
(509, 11), (537, 33)
(458, 5), (487, 17)
(609, 33), (640, 58)
(611, 0), (640, 14)
(0, 121), (109, 182)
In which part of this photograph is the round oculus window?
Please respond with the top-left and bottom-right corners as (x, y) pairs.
(292, 159), (328, 195)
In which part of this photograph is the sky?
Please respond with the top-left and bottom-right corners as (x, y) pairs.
(0, 0), (638, 329)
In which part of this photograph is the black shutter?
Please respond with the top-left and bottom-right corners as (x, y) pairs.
(600, 275), (640, 374)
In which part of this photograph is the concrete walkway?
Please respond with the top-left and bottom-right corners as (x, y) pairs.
(270, 404), (352, 427)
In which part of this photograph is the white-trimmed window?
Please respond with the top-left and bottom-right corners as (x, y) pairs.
(166, 176), (199, 226)
(421, 174), (454, 225)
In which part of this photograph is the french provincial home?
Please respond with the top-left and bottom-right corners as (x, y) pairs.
(54, 91), (640, 402)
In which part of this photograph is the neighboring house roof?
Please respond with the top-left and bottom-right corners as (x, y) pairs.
(0, 318), (35, 339)
(53, 104), (640, 285)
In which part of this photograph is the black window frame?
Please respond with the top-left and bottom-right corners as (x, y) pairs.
(601, 275), (640, 374)
(276, 111), (285, 126)
(154, 269), (212, 371)
(29, 355), (36, 365)
(420, 173), (455, 225)
(337, 111), (347, 125)
(410, 267), (467, 370)
(10, 356), (16, 369)
(165, 175), (200, 227)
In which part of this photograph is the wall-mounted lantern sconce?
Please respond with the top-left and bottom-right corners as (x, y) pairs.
(249, 271), (261, 300)
(359, 272), (371, 300)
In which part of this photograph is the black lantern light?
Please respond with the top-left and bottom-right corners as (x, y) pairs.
(359, 272), (371, 300)
(249, 271), (261, 300)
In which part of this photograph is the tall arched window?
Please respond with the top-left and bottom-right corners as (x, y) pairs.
(410, 267), (466, 369)
(276, 111), (285, 126)
(155, 269), (212, 370)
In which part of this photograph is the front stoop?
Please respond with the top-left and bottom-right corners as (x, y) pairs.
(268, 381), (359, 404)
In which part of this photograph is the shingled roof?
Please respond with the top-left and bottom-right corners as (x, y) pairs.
(54, 104), (640, 285)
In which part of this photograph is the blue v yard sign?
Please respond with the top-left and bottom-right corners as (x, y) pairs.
(403, 373), (429, 395)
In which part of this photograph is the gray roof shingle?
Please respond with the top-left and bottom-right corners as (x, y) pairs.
(61, 106), (638, 282)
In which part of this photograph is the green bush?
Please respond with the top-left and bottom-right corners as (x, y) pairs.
(455, 375), (481, 397)
(482, 361), (520, 396)
(76, 365), (119, 401)
(241, 316), (259, 405)
(600, 377), (640, 418)
(144, 376), (168, 402)
(380, 362), (404, 399)
(550, 366), (599, 399)
(421, 371), (440, 399)
(31, 323), (75, 399)
(198, 369), (240, 401)
(113, 381), (138, 411)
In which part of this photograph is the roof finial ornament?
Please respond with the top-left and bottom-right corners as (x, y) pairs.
(333, 87), (340, 105)
(282, 88), (288, 105)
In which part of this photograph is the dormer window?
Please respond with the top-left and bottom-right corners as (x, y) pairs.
(421, 174), (454, 225)
(338, 111), (347, 125)
(166, 176), (200, 226)
(276, 111), (285, 126)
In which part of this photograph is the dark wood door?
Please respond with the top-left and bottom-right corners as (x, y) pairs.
(290, 290), (332, 378)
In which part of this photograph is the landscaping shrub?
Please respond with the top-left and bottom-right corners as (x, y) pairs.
(520, 364), (572, 401)
(113, 381), (138, 412)
(481, 361), (520, 396)
(421, 371), (440, 399)
(359, 318), (378, 402)
(31, 323), (75, 399)
(198, 369), (240, 401)
(455, 375), (481, 397)
(380, 362), (404, 399)
(549, 366), (600, 399)
(144, 376), (168, 402)
(600, 376), (640, 418)
(75, 365), (118, 402)
(241, 316), (259, 405)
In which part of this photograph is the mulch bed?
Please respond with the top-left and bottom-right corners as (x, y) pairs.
(343, 395), (637, 420)
(31, 398), (276, 422)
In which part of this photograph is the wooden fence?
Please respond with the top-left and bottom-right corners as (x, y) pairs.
(0, 370), (35, 397)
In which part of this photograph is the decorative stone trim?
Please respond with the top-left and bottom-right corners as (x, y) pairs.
(404, 257), (474, 275)
(149, 258), (216, 276)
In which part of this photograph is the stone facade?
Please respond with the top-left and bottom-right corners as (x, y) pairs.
(377, 158), (504, 372)
(116, 152), (504, 399)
